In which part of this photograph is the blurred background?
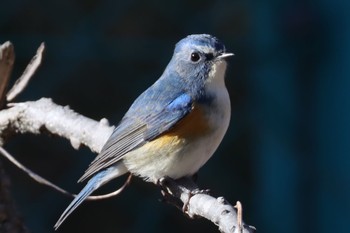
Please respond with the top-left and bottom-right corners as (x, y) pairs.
(1, 0), (350, 232)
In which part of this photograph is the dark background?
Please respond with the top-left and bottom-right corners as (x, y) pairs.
(1, 0), (350, 232)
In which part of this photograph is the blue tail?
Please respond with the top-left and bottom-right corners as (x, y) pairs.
(54, 163), (127, 230)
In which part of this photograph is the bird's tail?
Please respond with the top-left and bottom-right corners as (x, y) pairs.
(54, 162), (128, 230)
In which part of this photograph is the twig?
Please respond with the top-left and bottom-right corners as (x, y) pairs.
(0, 146), (73, 196)
(0, 41), (15, 107)
(0, 146), (132, 200)
(234, 201), (243, 233)
(6, 43), (45, 102)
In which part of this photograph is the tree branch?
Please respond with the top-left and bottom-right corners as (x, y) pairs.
(160, 177), (256, 233)
(6, 42), (45, 102)
(0, 41), (15, 108)
(0, 98), (114, 151)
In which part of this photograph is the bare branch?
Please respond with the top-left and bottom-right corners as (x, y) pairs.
(0, 98), (114, 151)
(160, 177), (256, 233)
(234, 201), (243, 232)
(6, 43), (45, 102)
(0, 41), (15, 107)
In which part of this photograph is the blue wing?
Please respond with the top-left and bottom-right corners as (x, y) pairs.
(79, 80), (194, 182)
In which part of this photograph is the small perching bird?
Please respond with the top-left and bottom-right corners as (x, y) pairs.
(55, 34), (233, 229)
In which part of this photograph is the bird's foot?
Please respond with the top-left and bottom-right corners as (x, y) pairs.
(157, 176), (210, 217)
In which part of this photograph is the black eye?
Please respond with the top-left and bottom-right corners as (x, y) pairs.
(190, 52), (200, 62)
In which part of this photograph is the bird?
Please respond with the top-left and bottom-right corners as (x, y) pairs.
(54, 34), (233, 229)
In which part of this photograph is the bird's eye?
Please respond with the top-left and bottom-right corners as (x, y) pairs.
(190, 52), (200, 62)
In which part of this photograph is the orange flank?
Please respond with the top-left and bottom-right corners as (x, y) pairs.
(166, 103), (211, 138)
(126, 105), (210, 164)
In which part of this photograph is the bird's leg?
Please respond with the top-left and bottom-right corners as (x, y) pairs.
(156, 176), (210, 216)
(157, 176), (172, 197)
(157, 176), (183, 210)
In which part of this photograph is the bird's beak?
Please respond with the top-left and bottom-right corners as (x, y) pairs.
(217, 52), (234, 59)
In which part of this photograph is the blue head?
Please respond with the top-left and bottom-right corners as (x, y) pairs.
(174, 34), (227, 56)
(164, 34), (233, 91)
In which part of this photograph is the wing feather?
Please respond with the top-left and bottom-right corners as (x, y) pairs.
(78, 93), (193, 182)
